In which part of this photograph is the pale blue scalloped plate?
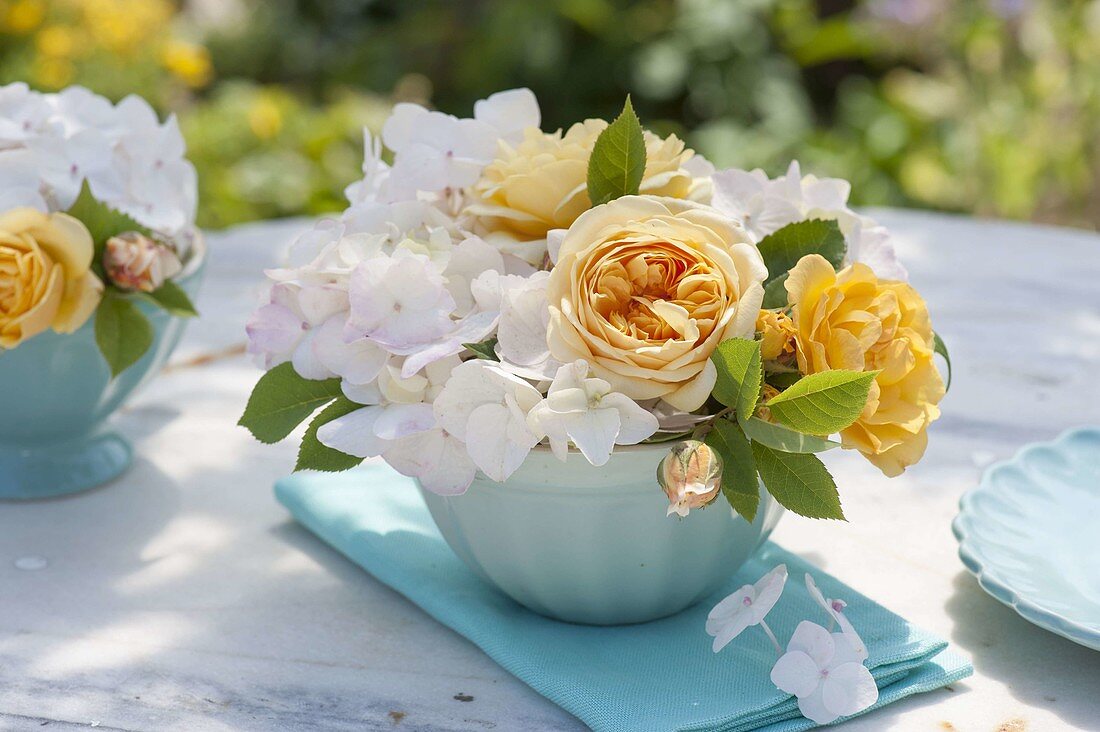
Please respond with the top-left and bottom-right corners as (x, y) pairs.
(953, 427), (1100, 650)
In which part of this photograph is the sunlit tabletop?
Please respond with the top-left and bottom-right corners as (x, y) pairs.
(1, 210), (1098, 731)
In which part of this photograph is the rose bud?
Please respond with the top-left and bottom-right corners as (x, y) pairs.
(103, 231), (182, 293)
(658, 439), (723, 518)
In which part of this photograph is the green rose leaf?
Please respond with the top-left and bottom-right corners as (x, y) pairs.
(765, 369), (878, 436)
(464, 337), (500, 361)
(238, 362), (343, 444)
(135, 280), (198, 318)
(704, 419), (760, 522)
(296, 396), (366, 472)
(710, 337), (763, 419)
(587, 96), (646, 206)
(757, 219), (846, 291)
(761, 272), (790, 309)
(752, 440), (845, 520)
(739, 416), (839, 453)
(94, 290), (154, 377)
(67, 182), (148, 254)
(766, 371), (803, 390)
(933, 331), (952, 392)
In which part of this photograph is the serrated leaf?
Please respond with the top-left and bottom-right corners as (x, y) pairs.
(765, 369), (878, 436)
(710, 338), (762, 418)
(705, 419), (759, 522)
(587, 96), (646, 206)
(761, 273), (790, 308)
(739, 416), (839, 453)
(238, 362), (342, 444)
(752, 441), (845, 520)
(757, 219), (846, 291)
(66, 182), (148, 253)
(296, 396), (366, 472)
(933, 331), (952, 392)
(464, 337), (499, 361)
(94, 290), (154, 377)
(134, 280), (198, 317)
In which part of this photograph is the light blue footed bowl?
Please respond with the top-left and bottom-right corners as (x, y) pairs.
(0, 236), (206, 500)
(419, 442), (785, 625)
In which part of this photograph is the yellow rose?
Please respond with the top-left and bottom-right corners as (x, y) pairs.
(547, 196), (766, 411)
(756, 309), (797, 361)
(0, 208), (102, 349)
(785, 254), (945, 476)
(466, 120), (710, 263)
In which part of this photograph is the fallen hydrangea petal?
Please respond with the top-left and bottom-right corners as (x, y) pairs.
(706, 564), (788, 652)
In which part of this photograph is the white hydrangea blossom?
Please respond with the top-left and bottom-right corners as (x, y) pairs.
(0, 83), (197, 235)
(711, 160), (907, 280)
(527, 360), (659, 467)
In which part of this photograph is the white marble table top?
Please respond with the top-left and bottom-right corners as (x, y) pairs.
(1, 209), (1098, 731)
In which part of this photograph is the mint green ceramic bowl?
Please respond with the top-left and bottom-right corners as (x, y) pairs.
(0, 235), (206, 500)
(419, 442), (784, 625)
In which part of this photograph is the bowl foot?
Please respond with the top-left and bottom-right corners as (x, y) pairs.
(0, 429), (132, 500)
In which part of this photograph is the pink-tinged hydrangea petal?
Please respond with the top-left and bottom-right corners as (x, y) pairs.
(345, 252), (456, 351)
(705, 584), (754, 636)
(245, 302), (303, 365)
(748, 564), (788, 624)
(372, 403), (436, 441)
(313, 316), (388, 386)
(291, 328), (334, 380)
(398, 308), (499, 378)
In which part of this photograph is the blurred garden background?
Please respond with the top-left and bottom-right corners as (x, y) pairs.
(3, 0), (1099, 231)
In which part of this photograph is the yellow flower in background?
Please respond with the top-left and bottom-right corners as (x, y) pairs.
(0, 209), (103, 349)
(785, 254), (945, 477)
(756, 309), (797, 361)
(81, 0), (173, 55)
(247, 94), (284, 140)
(547, 196), (765, 411)
(466, 119), (710, 263)
(162, 39), (213, 89)
(2, 0), (45, 34)
(35, 25), (77, 57)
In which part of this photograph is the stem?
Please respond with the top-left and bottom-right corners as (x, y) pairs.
(759, 620), (783, 657)
(692, 406), (736, 441)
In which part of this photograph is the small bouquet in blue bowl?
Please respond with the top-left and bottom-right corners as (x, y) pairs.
(0, 84), (205, 499)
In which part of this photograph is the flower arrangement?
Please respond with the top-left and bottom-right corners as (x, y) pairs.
(240, 89), (950, 522)
(0, 83), (199, 375)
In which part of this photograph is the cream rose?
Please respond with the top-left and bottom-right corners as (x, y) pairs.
(466, 120), (711, 264)
(0, 208), (102, 349)
(546, 196), (766, 410)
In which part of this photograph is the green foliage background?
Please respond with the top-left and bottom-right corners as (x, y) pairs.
(3, 0), (1099, 231)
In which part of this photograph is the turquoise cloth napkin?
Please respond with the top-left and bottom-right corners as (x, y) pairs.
(276, 464), (972, 731)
